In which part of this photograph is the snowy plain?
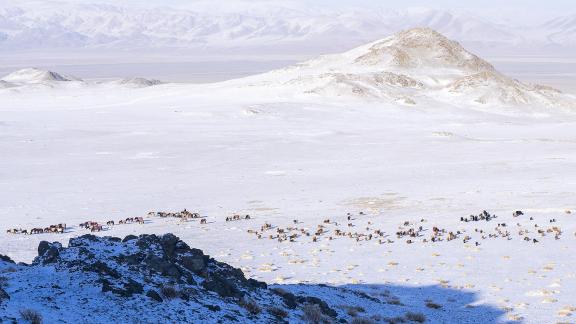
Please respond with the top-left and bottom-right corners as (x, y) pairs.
(1, 77), (576, 323)
(1, 30), (576, 322)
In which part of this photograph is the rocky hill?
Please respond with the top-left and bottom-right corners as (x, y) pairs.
(0, 233), (415, 323)
(245, 28), (576, 108)
(0, 232), (510, 323)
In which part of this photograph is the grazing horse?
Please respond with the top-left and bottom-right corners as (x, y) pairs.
(90, 225), (103, 232)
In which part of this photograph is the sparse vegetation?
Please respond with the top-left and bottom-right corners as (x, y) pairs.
(20, 309), (42, 324)
(343, 305), (366, 317)
(405, 311), (426, 323)
(387, 297), (403, 306)
(240, 298), (262, 315)
(386, 316), (407, 324)
(160, 285), (179, 300)
(268, 306), (288, 319)
(0, 276), (8, 288)
(302, 303), (324, 323)
(425, 301), (442, 309)
(351, 317), (376, 324)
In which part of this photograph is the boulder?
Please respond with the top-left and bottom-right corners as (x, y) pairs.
(122, 235), (138, 242)
(37, 241), (61, 264)
(160, 233), (179, 258)
(144, 254), (181, 279)
(86, 261), (121, 279)
(124, 279), (144, 295)
(38, 241), (51, 256)
(180, 255), (206, 274)
(296, 296), (337, 318)
(203, 274), (243, 298)
(247, 278), (267, 290)
(146, 289), (163, 302)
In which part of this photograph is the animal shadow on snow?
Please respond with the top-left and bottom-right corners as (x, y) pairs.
(275, 283), (517, 323)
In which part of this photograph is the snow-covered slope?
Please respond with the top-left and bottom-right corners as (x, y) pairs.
(0, 80), (15, 88)
(243, 28), (576, 108)
(106, 77), (162, 88)
(0, 233), (494, 323)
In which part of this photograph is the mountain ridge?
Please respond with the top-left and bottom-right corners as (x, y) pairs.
(0, 2), (574, 55)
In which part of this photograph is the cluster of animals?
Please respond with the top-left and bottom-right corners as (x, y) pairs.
(246, 209), (573, 247)
(5, 209), (206, 236)
(148, 209), (204, 223)
(460, 210), (499, 222)
(226, 214), (251, 222)
(79, 217), (145, 232)
(6, 223), (67, 235)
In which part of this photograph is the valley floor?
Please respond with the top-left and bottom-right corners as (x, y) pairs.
(1, 82), (576, 323)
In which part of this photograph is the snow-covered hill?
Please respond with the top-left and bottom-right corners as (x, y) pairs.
(1, 68), (80, 83)
(0, 2), (573, 54)
(0, 68), (161, 89)
(242, 28), (576, 108)
(0, 233), (499, 323)
(2, 28), (574, 109)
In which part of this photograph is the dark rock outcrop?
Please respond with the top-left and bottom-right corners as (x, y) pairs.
(146, 289), (163, 302)
(0, 254), (14, 264)
(0, 233), (350, 322)
(36, 241), (61, 264)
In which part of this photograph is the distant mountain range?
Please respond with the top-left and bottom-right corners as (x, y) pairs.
(3, 28), (575, 109)
(0, 2), (575, 56)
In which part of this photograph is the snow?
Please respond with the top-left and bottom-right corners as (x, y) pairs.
(106, 77), (162, 88)
(1, 29), (576, 323)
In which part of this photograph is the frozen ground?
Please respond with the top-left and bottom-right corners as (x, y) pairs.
(1, 46), (576, 323)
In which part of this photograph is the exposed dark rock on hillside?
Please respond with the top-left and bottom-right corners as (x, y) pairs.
(0, 233), (509, 323)
(0, 234), (342, 323)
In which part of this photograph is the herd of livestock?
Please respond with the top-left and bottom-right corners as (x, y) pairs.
(4, 210), (211, 236)
(246, 210), (573, 247)
(5, 209), (573, 249)
(6, 216), (148, 236)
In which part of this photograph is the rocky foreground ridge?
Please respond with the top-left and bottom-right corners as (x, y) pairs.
(0, 233), (507, 323)
(0, 233), (400, 323)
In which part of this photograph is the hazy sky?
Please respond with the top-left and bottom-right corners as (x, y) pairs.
(94, 0), (575, 12)
(22, 0), (575, 11)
